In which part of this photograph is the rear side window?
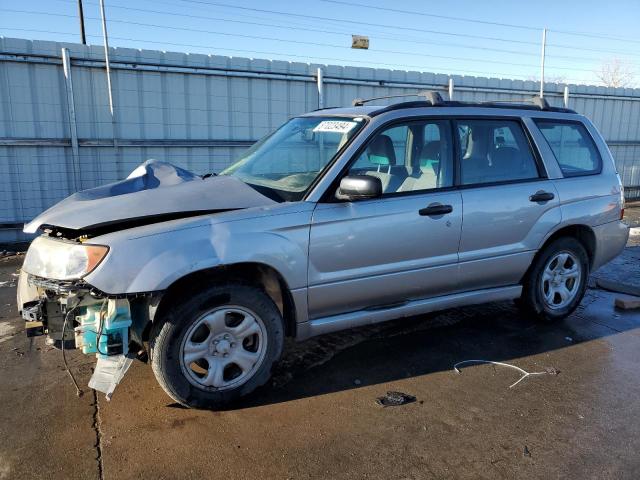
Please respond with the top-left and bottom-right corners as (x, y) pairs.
(535, 121), (602, 177)
(456, 119), (539, 185)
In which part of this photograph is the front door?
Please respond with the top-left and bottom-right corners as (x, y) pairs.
(307, 119), (462, 319)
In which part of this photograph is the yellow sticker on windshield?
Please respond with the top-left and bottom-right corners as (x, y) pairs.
(313, 121), (357, 133)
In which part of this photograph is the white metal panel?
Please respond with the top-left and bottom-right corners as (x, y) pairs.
(1, 36), (640, 244)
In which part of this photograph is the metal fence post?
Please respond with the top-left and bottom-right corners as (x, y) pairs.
(563, 85), (570, 108)
(317, 67), (324, 109)
(99, 0), (117, 150)
(448, 78), (454, 100)
(539, 28), (547, 98)
(61, 48), (81, 192)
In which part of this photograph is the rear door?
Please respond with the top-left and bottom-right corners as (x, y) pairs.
(307, 119), (462, 319)
(455, 117), (561, 292)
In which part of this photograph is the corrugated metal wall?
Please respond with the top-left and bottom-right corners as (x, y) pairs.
(1, 37), (639, 242)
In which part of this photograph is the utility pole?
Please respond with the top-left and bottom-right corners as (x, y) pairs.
(317, 67), (324, 109)
(77, 0), (87, 44)
(99, 0), (117, 149)
(539, 28), (547, 98)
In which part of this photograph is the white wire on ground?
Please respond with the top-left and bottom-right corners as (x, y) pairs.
(453, 360), (549, 388)
(61, 302), (83, 397)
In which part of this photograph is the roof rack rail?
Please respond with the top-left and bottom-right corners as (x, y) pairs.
(352, 90), (444, 107)
(367, 94), (576, 116)
(480, 95), (551, 110)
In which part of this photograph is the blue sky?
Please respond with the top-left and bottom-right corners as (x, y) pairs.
(1, 0), (639, 86)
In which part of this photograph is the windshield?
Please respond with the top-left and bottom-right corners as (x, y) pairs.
(219, 116), (365, 201)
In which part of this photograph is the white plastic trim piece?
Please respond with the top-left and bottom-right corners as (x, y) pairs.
(89, 354), (134, 400)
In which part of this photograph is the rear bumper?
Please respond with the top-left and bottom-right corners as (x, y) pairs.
(592, 220), (629, 271)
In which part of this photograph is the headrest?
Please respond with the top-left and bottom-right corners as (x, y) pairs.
(420, 141), (441, 163)
(418, 141), (441, 175)
(368, 134), (396, 166)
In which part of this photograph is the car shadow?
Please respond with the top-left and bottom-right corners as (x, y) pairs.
(220, 288), (640, 411)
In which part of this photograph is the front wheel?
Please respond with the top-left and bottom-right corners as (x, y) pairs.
(520, 237), (589, 322)
(150, 283), (284, 409)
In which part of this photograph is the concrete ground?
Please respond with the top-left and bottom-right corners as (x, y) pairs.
(0, 227), (638, 479)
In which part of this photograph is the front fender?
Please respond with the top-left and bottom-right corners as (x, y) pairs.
(83, 206), (313, 295)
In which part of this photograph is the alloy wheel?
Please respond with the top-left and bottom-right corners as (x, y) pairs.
(540, 251), (582, 310)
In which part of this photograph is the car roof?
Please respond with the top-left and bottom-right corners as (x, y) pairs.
(301, 92), (579, 120)
(300, 104), (584, 122)
(299, 106), (379, 117)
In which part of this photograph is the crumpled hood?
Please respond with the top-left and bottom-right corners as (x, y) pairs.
(24, 160), (276, 234)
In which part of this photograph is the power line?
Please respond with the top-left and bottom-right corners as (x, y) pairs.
(0, 6), (617, 81)
(2, 9), (546, 70)
(547, 42), (640, 60)
(550, 28), (640, 45)
(9, 8), (604, 73)
(119, 0), (638, 60)
(0, 10), (607, 76)
(62, 0), (613, 63)
(22, 0), (640, 62)
(0, 27), (552, 81)
(67, 0), (543, 59)
(320, 0), (539, 31)
(122, 0), (360, 33)
(140, 0), (543, 46)
(109, 0), (632, 62)
(27, 0), (639, 63)
(51, 0), (363, 38)
(94, 16), (614, 74)
(321, 0), (640, 45)
(47, 0), (632, 64)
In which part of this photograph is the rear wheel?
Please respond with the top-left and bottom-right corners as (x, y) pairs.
(521, 237), (589, 322)
(150, 283), (284, 409)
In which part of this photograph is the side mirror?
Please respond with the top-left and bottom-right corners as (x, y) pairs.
(335, 175), (382, 201)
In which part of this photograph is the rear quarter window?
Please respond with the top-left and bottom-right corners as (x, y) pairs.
(535, 120), (602, 177)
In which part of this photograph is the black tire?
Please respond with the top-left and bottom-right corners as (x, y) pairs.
(149, 283), (284, 409)
(520, 237), (589, 323)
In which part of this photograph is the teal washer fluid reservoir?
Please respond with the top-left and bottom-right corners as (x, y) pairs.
(75, 299), (132, 357)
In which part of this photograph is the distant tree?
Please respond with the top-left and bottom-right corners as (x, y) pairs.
(595, 58), (636, 88)
(547, 75), (567, 84)
(526, 75), (567, 84)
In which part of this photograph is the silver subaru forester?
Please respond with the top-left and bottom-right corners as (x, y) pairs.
(18, 93), (629, 408)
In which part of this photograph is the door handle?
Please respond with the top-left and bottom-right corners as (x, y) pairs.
(529, 191), (555, 202)
(419, 203), (453, 216)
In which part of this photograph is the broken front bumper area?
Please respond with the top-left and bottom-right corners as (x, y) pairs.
(20, 273), (149, 399)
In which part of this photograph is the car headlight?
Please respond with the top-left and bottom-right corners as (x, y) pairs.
(22, 236), (109, 280)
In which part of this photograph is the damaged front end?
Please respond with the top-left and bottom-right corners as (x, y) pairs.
(19, 235), (157, 400)
(17, 160), (278, 403)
